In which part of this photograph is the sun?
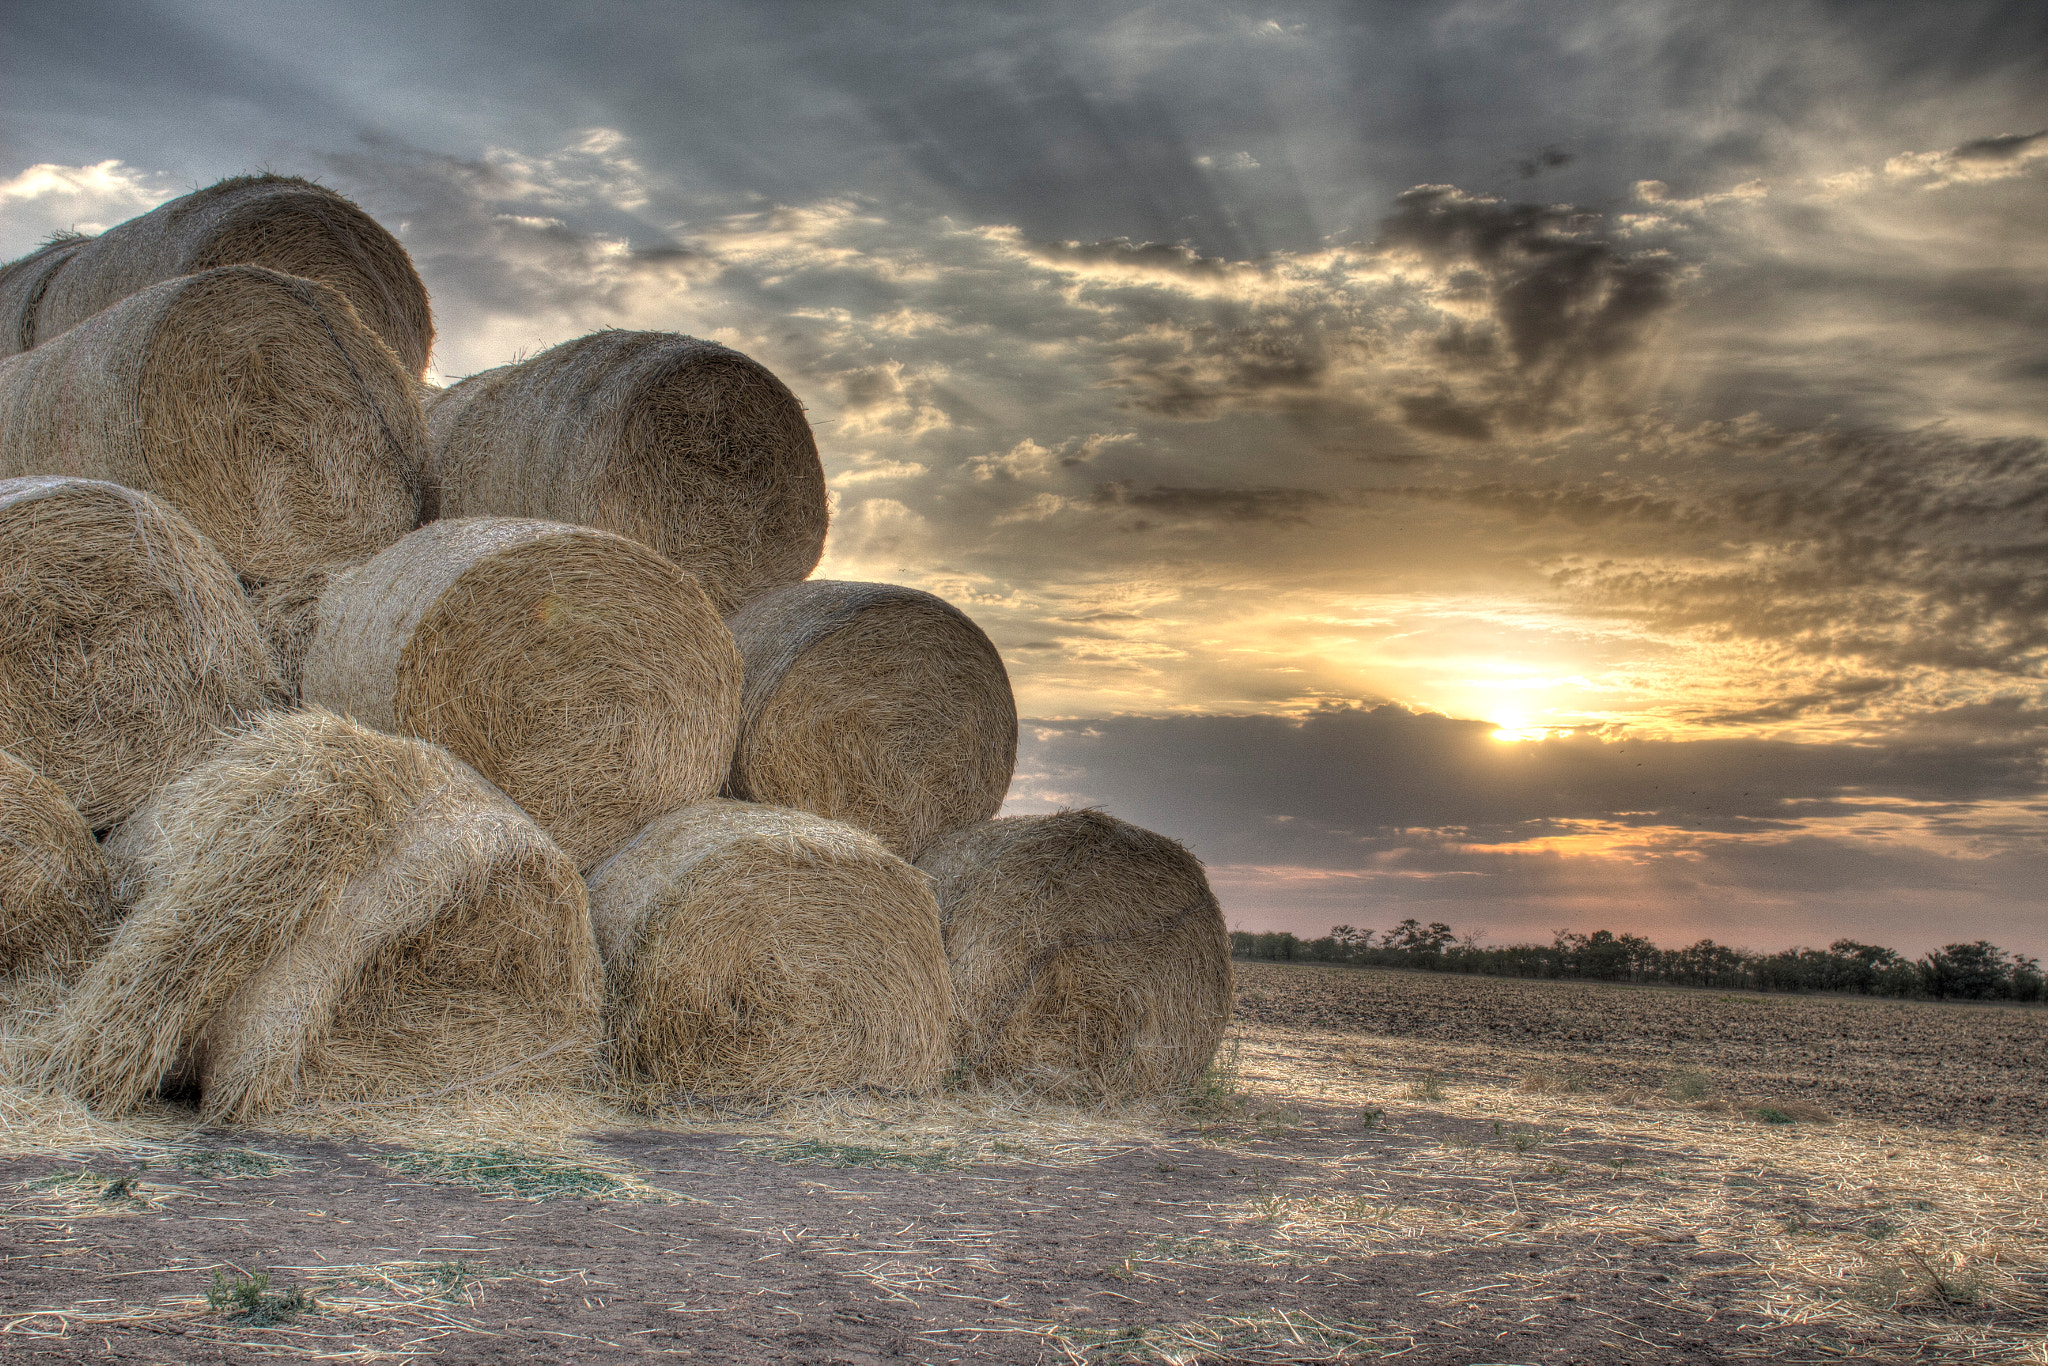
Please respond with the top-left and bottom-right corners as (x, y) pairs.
(1488, 713), (1548, 742)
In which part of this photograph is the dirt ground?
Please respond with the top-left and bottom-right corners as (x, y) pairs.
(3, 965), (2044, 1364)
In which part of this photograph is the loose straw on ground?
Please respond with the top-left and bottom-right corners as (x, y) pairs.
(0, 265), (424, 582)
(48, 708), (601, 1124)
(725, 580), (1017, 859)
(300, 517), (741, 865)
(423, 329), (826, 614)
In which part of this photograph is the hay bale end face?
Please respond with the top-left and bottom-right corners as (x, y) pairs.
(0, 750), (114, 975)
(0, 174), (434, 375)
(52, 709), (601, 1123)
(724, 581), (1019, 860)
(424, 330), (826, 614)
(0, 477), (276, 828)
(301, 517), (742, 865)
(0, 265), (425, 583)
(587, 799), (953, 1097)
(916, 810), (1234, 1100)
(725, 581), (1018, 860)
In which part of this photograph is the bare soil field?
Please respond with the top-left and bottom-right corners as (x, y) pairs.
(1234, 963), (2048, 1138)
(2, 964), (2043, 1364)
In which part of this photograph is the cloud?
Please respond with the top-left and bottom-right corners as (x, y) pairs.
(1886, 130), (2048, 189)
(1008, 705), (2048, 954)
(0, 159), (177, 256)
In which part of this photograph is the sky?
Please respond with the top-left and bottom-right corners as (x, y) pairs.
(5, 0), (2046, 956)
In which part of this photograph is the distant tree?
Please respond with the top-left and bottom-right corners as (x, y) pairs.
(1388, 919), (1457, 954)
(1921, 941), (2015, 1000)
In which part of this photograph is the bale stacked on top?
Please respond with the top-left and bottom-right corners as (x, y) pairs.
(300, 517), (742, 866)
(0, 477), (275, 829)
(0, 750), (114, 976)
(0, 265), (425, 583)
(49, 709), (601, 1123)
(586, 799), (952, 1097)
(725, 581), (1017, 860)
(0, 174), (434, 375)
(916, 810), (1233, 1099)
(423, 330), (827, 614)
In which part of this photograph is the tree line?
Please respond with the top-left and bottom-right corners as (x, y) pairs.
(1229, 919), (2046, 1002)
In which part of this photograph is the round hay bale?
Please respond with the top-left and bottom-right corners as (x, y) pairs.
(0, 750), (114, 975)
(0, 265), (425, 583)
(0, 174), (433, 375)
(725, 581), (1017, 860)
(587, 799), (952, 1097)
(0, 476), (276, 828)
(915, 810), (1234, 1100)
(423, 330), (826, 614)
(50, 708), (601, 1123)
(301, 517), (742, 866)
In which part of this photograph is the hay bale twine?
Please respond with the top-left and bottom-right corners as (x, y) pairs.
(0, 265), (424, 583)
(300, 517), (742, 865)
(0, 477), (276, 828)
(423, 330), (825, 614)
(916, 810), (1234, 1100)
(0, 750), (114, 975)
(0, 174), (433, 374)
(587, 799), (952, 1097)
(725, 581), (1016, 860)
(50, 709), (600, 1123)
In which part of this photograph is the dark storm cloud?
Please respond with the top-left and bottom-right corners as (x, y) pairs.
(10, 0), (2043, 259)
(1377, 186), (1676, 379)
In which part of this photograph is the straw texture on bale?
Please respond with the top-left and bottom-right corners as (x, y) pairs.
(0, 477), (275, 828)
(0, 174), (433, 374)
(725, 581), (1017, 860)
(587, 799), (952, 1097)
(301, 518), (742, 865)
(50, 709), (600, 1123)
(0, 750), (113, 975)
(423, 330), (826, 614)
(916, 810), (1233, 1099)
(0, 265), (424, 583)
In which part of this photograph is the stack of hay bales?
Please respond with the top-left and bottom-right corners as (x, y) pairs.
(0, 172), (1230, 1120)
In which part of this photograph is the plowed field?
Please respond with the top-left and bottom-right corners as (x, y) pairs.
(1233, 961), (2048, 1136)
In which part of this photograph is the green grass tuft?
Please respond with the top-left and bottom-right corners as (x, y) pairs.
(387, 1148), (627, 1200)
(206, 1270), (316, 1325)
